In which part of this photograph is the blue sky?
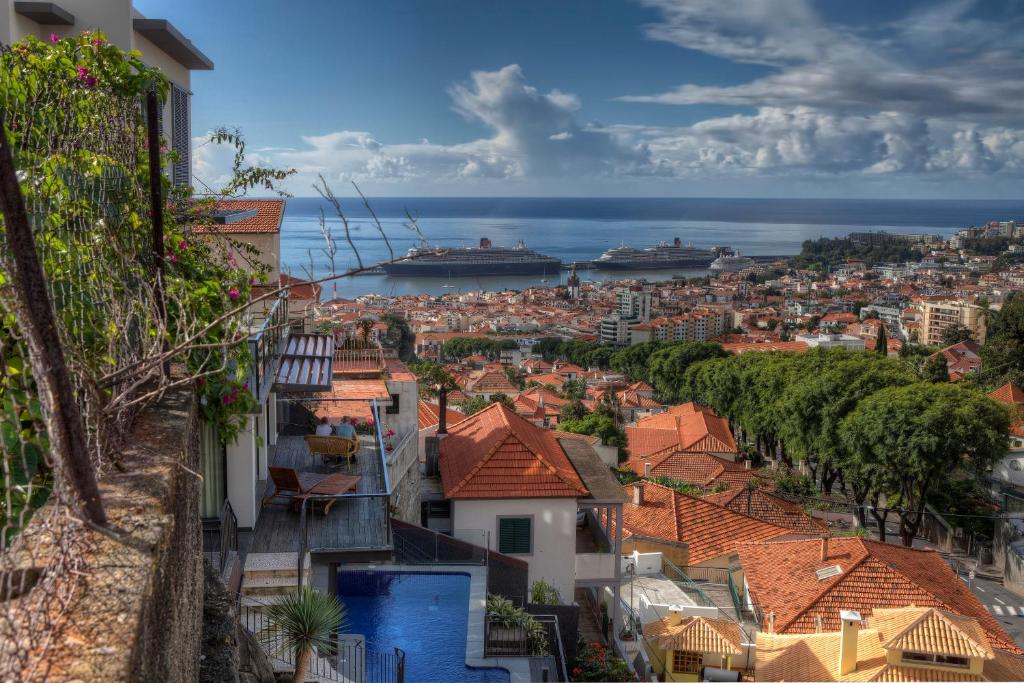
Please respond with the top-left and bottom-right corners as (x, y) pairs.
(138, 0), (1024, 198)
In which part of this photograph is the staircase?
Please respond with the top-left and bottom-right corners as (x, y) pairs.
(241, 552), (311, 606)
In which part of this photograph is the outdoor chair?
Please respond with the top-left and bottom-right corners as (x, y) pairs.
(304, 435), (360, 470)
(262, 466), (360, 514)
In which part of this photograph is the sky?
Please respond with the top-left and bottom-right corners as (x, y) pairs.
(137, 0), (1024, 198)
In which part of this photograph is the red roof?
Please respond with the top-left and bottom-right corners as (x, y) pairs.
(620, 482), (796, 565)
(703, 488), (826, 534)
(417, 400), (466, 431)
(990, 383), (1024, 406)
(439, 403), (588, 499)
(738, 537), (1021, 654)
(626, 450), (765, 490)
(194, 199), (285, 234)
(634, 402), (738, 454)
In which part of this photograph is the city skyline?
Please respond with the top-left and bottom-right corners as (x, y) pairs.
(136, 0), (1024, 199)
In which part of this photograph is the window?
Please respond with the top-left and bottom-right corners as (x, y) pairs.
(497, 517), (532, 554)
(673, 651), (702, 674)
(902, 652), (969, 668)
(170, 83), (191, 187)
(386, 392), (400, 415)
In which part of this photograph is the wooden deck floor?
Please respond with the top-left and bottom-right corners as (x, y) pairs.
(247, 434), (390, 554)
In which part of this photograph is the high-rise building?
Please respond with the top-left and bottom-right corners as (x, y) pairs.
(918, 300), (987, 346)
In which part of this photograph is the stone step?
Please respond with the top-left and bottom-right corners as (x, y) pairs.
(244, 552), (310, 577)
(241, 575), (305, 596)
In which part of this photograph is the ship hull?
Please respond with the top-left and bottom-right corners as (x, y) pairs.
(382, 260), (559, 277)
(592, 257), (715, 271)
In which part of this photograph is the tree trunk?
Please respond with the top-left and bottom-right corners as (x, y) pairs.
(293, 647), (311, 683)
(821, 466), (838, 495)
(870, 507), (889, 544)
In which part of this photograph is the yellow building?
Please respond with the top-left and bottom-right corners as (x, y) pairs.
(755, 607), (1024, 681)
(917, 300), (987, 346)
(644, 612), (745, 681)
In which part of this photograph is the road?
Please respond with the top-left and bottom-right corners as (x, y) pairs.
(962, 574), (1024, 647)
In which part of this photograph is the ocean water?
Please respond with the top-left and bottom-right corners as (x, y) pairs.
(279, 197), (1024, 299)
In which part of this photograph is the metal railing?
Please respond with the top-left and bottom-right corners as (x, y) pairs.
(385, 429), (418, 495)
(333, 345), (386, 374)
(238, 596), (405, 683)
(392, 522), (489, 565)
(676, 565), (733, 585)
(483, 613), (569, 682)
(247, 290), (289, 405)
(661, 558), (717, 608)
(202, 500), (238, 577)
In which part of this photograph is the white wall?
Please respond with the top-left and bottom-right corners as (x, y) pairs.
(226, 414), (258, 528)
(453, 497), (578, 601)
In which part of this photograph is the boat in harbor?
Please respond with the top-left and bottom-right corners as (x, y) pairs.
(591, 238), (717, 270)
(382, 237), (561, 277)
(709, 251), (755, 273)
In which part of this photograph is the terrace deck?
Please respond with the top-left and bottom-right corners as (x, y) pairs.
(247, 433), (389, 554)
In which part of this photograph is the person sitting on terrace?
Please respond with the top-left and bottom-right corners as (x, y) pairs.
(334, 416), (357, 439)
(315, 416), (334, 437)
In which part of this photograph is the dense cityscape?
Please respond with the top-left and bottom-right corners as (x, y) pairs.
(4, 2), (1024, 683)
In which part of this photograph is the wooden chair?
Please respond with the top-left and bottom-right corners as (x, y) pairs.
(262, 466), (360, 514)
(304, 435), (359, 470)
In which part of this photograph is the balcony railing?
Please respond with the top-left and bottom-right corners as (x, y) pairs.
(334, 343), (386, 377)
(202, 500), (238, 577)
(484, 613), (569, 682)
(247, 290), (289, 405)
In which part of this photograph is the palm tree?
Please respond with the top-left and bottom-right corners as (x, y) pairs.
(263, 587), (348, 682)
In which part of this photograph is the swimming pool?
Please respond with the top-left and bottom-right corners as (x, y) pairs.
(337, 570), (510, 683)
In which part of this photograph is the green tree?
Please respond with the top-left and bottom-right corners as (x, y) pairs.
(561, 378), (588, 401)
(875, 324), (887, 354)
(264, 587), (348, 683)
(560, 399), (589, 422)
(504, 365), (526, 390)
(557, 413), (627, 450)
(648, 342), (728, 403)
(609, 341), (665, 382)
(839, 383), (1009, 546)
(381, 314), (415, 361)
(409, 361), (455, 397)
(981, 292), (1024, 387)
(940, 324), (974, 347)
(920, 355), (950, 383)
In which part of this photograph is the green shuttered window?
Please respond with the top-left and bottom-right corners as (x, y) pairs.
(497, 517), (532, 554)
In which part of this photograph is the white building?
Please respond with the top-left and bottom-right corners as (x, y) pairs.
(794, 333), (866, 351)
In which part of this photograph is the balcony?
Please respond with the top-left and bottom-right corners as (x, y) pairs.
(248, 398), (409, 555)
(575, 510), (619, 582)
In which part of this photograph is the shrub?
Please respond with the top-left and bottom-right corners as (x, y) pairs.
(530, 579), (561, 606)
(572, 639), (636, 681)
(486, 594), (548, 656)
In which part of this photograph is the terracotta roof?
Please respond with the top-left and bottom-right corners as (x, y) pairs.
(417, 400), (465, 431)
(636, 402), (738, 453)
(466, 369), (519, 395)
(644, 615), (743, 655)
(620, 482), (795, 564)
(193, 199), (284, 234)
(279, 273), (320, 300)
(626, 450), (764, 490)
(989, 383), (1024, 406)
(722, 341), (810, 354)
(755, 606), (1017, 682)
(438, 403), (588, 499)
(703, 488), (827, 534)
(738, 537), (1021, 655)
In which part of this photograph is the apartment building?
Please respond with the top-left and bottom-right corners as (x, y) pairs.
(643, 309), (730, 343)
(917, 299), (987, 345)
(2, 0), (213, 187)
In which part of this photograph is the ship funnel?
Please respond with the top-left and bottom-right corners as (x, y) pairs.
(674, 237), (681, 247)
(480, 237), (492, 249)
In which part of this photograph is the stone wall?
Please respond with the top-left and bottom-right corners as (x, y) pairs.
(10, 386), (204, 681)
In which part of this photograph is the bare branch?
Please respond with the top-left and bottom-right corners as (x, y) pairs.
(353, 181), (393, 261)
(314, 174), (362, 269)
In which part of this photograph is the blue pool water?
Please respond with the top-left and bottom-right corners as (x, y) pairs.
(337, 570), (510, 683)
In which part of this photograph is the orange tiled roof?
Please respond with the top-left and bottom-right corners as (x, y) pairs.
(703, 488), (826, 534)
(989, 382), (1024, 406)
(620, 482), (795, 564)
(738, 537), (1021, 655)
(193, 199), (284, 234)
(439, 403), (588, 499)
(417, 400), (465, 431)
(644, 615), (743, 655)
(635, 402), (738, 453)
(626, 449), (764, 490)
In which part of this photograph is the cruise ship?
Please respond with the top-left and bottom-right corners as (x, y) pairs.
(709, 251), (756, 273)
(382, 237), (561, 277)
(591, 238), (718, 270)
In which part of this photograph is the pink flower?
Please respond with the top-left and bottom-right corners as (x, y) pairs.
(168, 253), (178, 264)
(50, 33), (59, 44)
(92, 37), (104, 47)
(76, 66), (88, 80)
(228, 287), (240, 301)
(178, 240), (188, 250)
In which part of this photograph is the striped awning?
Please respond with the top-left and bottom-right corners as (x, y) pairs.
(274, 334), (334, 392)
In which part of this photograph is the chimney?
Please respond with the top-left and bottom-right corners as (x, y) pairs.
(437, 386), (448, 435)
(820, 534), (829, 562)
(744, 459), (751, 470)
(814, 614), (823, 633)
(644, 462), (652, 478)
(633, 483), (645, 506)
(765, 611), (775, 634)
(668, 609), (683, 626)
(838, 610), (862, 676)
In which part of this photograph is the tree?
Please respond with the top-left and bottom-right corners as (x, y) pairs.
(557, 413), (627, 450)
(647, 342), (728, 403)
(609, 341), (665, 382)
(940, 324), (974, 347)
(561, 378), (588, 401)
(920, 355), (950, 383)
(839, 383), (1009, 546)
(356, 318), (374, 343)
(560, 399), (589, 422)
(381, 314), (414, 361)
(408, 361), (455, 397)
(504, 365), (526, 390)
(264, 587), (348, 683)
(875, 324), (887, 355)
(981, 292), (1024, 387)
(458, 393), (514, 415)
